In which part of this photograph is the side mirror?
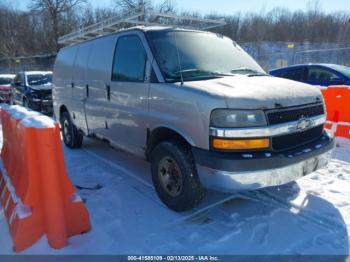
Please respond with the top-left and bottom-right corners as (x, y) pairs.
(330, 76), (346, 85)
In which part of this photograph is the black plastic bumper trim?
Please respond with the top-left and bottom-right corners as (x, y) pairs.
(192, 132), (334, 172)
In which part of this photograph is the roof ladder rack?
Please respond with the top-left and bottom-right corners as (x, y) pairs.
(58, 7), (226, 46)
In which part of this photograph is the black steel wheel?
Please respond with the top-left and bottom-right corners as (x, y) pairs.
(151, 139), (205, 212)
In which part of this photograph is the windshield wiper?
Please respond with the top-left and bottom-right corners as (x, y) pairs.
(175, 68), (217, 75)
(166, 69), (236, 82)
(230, 67), (267, 76)
(174, 68), (233, 78)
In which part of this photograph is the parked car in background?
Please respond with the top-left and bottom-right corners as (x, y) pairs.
(12, 71), (53, 115)
(53, 27), (333, 211)
(0, 74), (15, 103)
(269, 64), (350, 87)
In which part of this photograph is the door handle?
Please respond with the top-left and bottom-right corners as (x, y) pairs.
(106, 85), (111, 101)
(86, 84), (89, 97)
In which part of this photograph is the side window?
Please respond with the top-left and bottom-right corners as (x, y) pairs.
(280, 68), (306, 81)
(112, 35), (147, 82)
(307, 67), (337, 82)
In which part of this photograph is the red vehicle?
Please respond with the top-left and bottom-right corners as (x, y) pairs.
(0, 74), (15, 103)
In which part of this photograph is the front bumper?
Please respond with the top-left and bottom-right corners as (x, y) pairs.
(193, 131), (334, 192)
(29, 99), (53, 115)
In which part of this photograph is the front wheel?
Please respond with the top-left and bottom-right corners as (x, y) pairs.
(150, 140), (205, 212)
(60, 111), (83, 149)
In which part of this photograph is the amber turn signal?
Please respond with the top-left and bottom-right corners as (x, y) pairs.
(212, 138), (270, 150)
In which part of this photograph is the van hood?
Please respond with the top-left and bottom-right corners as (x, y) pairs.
(184, 75), (323, 109)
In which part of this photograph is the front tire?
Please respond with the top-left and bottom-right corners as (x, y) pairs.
(151, 140), (205, 212)
(60, 111), (83, 149)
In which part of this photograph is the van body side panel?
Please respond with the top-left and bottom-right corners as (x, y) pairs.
(107, 31), (152, 157)
(107, 81), (150, 156)
(85, 35), (118, 136)
(71, 41), (92, 133)
(53, 46), (78, 118)
(148, 83), (226, 150)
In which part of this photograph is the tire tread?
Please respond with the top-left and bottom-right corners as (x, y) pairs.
(151, 139), (205, 212)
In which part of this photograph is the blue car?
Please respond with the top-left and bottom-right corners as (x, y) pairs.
(269, 64), (350, 87)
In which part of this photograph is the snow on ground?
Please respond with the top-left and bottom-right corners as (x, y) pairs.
(0, 123), (350, 255)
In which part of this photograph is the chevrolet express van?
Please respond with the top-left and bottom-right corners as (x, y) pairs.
(53, 27), (334, 211)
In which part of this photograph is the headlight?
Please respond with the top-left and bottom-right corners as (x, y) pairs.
(210, 109), (267, 128)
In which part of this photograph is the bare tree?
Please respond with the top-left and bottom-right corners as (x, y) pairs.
(114, 0), (150, 12)
(0, 7), (20, 58)
(1, 0), (350, 62)
(156, 0), (176, 14)
(30, 0), (87, 51)
(114, 0), (175, 13)
(113, 0), (175, 25)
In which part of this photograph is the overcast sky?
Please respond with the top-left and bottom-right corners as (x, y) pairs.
(4, 0), (349, 14)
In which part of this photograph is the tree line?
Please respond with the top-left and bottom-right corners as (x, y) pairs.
(0, 0), (349, 59)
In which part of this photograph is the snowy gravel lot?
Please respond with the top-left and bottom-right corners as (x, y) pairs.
(0, 127), (350, 255)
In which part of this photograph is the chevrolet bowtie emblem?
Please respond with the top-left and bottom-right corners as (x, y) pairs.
(296, 118), (313, 131)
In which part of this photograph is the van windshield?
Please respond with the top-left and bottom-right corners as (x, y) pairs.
(147, 30), (266, 82)
(27, 74), (52, 86)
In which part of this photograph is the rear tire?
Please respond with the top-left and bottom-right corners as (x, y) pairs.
(150, 140), (205, 212)
(60, 111), (83, 149)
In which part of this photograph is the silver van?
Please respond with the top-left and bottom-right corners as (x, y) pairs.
(53, 27), (334, 211)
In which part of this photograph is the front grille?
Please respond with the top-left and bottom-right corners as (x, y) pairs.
(272, 125), (324, 151)
(266, 104), (324, 125)
(42, 93), (52, 100)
